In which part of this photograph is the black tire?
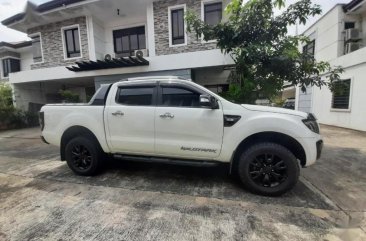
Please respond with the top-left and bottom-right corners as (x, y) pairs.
(65, 136), (103, 176)
(237, 142), (300, 196)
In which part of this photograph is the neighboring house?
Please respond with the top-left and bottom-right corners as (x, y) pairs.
(0, 41), (31, 83)
(1, 0), (233, 111)
(296, 0), (366, 131)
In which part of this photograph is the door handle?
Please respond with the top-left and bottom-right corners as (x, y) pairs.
(159, 113), (174, 118)
(112, 111), (124, 116)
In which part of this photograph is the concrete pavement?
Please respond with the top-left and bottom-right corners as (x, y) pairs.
(0, 126), (365, 240)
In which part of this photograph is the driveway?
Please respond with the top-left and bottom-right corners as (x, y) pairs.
(0, 125), (365, 241)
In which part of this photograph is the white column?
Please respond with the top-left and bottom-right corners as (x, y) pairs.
(146, 2), (156, 57)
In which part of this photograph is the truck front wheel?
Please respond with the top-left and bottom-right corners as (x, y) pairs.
(237, 142), (300, 196)
(65, 136), (103, 176)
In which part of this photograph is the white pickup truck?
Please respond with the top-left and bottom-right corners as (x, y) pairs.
(40, 76), (323, 196)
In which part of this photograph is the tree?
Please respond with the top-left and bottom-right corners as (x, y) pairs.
(186, 0), (343, 103)
(0, 82), (14, 109)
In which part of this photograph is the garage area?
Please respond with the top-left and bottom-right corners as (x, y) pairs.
(0, 125), (365, 240)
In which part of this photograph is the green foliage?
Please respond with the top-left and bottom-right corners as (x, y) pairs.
(0, 82), (39, 130)
(0, 82), (13, 109)
(59, 89), (80, 103)
(186, 0), (344, 103)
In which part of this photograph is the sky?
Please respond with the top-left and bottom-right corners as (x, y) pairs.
(0, 0), (351, 43)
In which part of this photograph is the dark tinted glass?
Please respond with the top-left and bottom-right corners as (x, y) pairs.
(303, 40), (315, 57)
(204, 2), (222, 26)
(332, 79), (351, 109)
(162, 87), (200, 107)
(2, 58), (20, 77)
(64, 28), (81, 58)
(32, 35), (42, 62)
(171, 9), (185, 45)
(89, 84), (111, 105)
(113, 26), (146, 57)
(345, 22), (355, 30)
(117, 87), (154, 106)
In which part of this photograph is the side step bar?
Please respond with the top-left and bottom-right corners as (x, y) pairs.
(113, 154), (222, 167)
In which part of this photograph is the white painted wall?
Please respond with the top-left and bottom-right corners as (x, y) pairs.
(296, 5), (366, 131)
(92, 17), (107, 60)
(103, 15), (148, 57)
(9, 49), (234, 84)
(20, 51), (33, 71)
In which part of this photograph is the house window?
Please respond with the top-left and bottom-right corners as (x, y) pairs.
(2, 58), (20, 78)
(170, 7), (186, 45)
(64, 27), (81, 58)
(204, 2), (222, 26)
(332, 79), (351, 109)
(345, 22), (355, 30)
(303, 40), (315, 57)
(113, 26), (146, 57)
(31, 35), (42, 63)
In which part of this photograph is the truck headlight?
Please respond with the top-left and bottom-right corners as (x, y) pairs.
(302, 113), (319, 134)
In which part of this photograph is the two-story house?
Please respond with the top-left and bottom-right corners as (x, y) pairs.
(1, 0), (233, 111)
(296, 0), (366, 131)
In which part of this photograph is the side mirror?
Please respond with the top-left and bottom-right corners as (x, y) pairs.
(199, 95), (219, 109)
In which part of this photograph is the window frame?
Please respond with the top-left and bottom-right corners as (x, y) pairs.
(115, 84), (157, 107)
(157, 82), (217, 109)
(1, 57), (21, 79)
(168, 4), (187, 47)
(201, 0), (222, 43)
(29, 32), (44, 63)
(330, 78), (353, 112)
(61, 24), (82, 60)
(302, 39), (315, 57)
(113, 25), (147, 57)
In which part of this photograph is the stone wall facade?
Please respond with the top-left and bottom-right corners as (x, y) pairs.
(153, 0), (217, 56)
(28, 16), (89, 70)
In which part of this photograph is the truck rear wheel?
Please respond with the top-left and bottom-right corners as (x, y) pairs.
(237, 142), (299, 196)
(65, 136), (103, 176)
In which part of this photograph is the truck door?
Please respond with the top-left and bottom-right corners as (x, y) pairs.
(105, 83), (156, 154)
(154, 83), (224, 159)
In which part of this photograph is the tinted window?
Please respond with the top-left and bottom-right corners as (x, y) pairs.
(332, 79), (351, 109)
(171, 8), (185, 45)
(64, 28), (81, 58)
(117, 87), (154, 106)
(204, 2), (222, 26)
(345, 22), (355, 30)
(303, 40), (315, 57)
(162, 87), (200, 107)
(31, 35), (42, 62)
(2, 58), (20, 77)
(113, 26), (146, 57)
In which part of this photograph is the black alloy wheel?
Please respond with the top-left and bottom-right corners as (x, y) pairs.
(248, 153), (288, 187)
(65, 136), (103, 176)
(238, 142), (300, 196)
(70, 144), (93, 171)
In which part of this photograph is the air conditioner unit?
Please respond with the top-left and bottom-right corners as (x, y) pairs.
(134, 49), (148, 58)
(345, 28), (362, 42)
(345, 42), (363, 53)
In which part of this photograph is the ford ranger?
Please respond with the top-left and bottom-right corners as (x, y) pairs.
(40, 76), (323, 196)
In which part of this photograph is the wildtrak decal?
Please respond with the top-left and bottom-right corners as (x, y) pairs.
(181, 146), (217, 153)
